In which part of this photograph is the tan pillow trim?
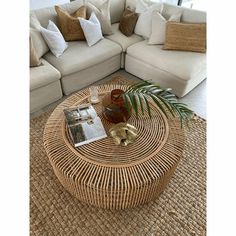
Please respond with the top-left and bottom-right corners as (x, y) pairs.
(163, 22), (206, 53)
(55, 5), (86, 41)
(30, 36), (41, 67)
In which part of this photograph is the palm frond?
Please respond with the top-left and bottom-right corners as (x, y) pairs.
(123, 81), (193, 127)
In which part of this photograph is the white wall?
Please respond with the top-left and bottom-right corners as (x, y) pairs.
(30, 0), (70, 10)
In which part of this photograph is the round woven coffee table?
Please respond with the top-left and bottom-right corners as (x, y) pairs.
(43, 83), (185, 210)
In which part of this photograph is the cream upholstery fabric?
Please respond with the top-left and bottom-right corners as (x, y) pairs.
(61, 54), (121, 95)
(106, 23), (143, 52)
(30, 59), (61, 91)
(127, 40), (206, 82)
(162, 3), (206, 23)
(32, 0), (85, 28)
(134, 3), (162, 39)
(125, 54), (206, 97)
(125, 0), (139, 10)
(30, 80), (62, 113)
(148, 11), (181, 45)
(43, 38), (122, 76)
(125, 0), (155, 11)
(86, 0), (113, 35)
(30, 12), (49, 58)
(88, 0), (125, 24)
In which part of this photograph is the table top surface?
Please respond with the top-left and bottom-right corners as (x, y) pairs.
(43, 83), (184, 170)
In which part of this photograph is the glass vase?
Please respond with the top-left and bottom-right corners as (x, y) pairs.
(102, 89), (131, 123)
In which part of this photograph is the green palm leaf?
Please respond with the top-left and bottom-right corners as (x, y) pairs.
(123, 80), (193, 127)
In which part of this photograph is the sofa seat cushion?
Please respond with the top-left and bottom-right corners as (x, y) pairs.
(126, 40), (206, 81)
(30, 59), (61, 91)
(43, 38), (122, 76)
(106, 23), (144, 52)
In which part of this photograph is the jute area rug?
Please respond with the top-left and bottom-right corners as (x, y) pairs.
(30, 77), (206, 236)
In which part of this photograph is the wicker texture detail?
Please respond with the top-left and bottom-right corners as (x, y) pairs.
(43, 84), (185, 209)
(163, 22), (206, 53)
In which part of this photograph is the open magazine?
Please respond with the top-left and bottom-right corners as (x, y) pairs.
(63, 104), (107, 147)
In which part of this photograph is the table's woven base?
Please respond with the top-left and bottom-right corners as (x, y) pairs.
(30, 107), (206, 235)
(43, 83), (185, 209)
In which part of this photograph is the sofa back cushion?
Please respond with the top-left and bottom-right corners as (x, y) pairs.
(87, 0), (125, 23)
(30, 12), (49, 58)
(31, 0), (125, 28)
(126, 0), (160, 11)
(31, 0), (84, 28)
(162, 3), (206, 23)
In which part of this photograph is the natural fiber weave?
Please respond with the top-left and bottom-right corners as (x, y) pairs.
(43, 83), (184, 209)
(30, 77), (206, 235)
(163, 22), (206, 53)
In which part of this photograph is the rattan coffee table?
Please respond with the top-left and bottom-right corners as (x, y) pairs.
(43, 83), (185, 210)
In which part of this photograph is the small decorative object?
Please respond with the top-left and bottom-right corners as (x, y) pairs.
(102, 89), (131, 123)
(102, 81), (193, 126)
(109, 123), (138, 146)
(89, 86), (99, 104)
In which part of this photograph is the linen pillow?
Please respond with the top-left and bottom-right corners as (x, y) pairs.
(119, 8), (139, 37)
(40, 20), (68, 57)
(86, 0), (112, 35)
(135, 0), (152, 13)
(163, 22), (206, 53)
(55, 5), (86, 41)
(134, 2), (162, 39)
(148, 11), (181, 45)
(30, 12), (49, 57)
(30, 36), (41, 67)
(79, 12), (104, 47)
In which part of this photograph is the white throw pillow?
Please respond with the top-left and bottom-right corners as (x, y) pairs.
(86, 0), (112, 35)
(148, 11), (181, 45)
(40, 20), (68, 57)
(79, 12), (104, 47)
(135, 0), (150, 14)
(134, 2), (162, 39)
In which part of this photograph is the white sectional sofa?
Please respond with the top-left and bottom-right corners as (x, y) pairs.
(30, 0), (206, 113)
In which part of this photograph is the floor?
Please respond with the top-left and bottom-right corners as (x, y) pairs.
(31, 69), (206, 119)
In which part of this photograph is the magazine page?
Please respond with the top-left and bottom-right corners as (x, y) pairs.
(64, 104), (107, 147)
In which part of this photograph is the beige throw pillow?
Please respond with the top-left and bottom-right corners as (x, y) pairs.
(30, 12), (49, 58)
(30, 36), (41, 67)
(148, 11), (181, 45)
(86, 0), (112, 35)
(55, 5), (86, 41)
(163, 22), (206, 53)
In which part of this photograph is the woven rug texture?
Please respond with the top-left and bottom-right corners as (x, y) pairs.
(30, 77), (206, 236)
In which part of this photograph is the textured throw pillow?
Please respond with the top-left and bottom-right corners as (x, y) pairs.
(86, 0), (112, 35)
(134, 2), (162, 39)
(163, 22), (206, 53)
(148, 11), (181, 45)
(79, 12), (104, 47)
(30, 36), (41, 67)
(40, 20), (68, 57)
(119, 8), (139, 37)
(55, 5), (86, 41)
(30, 12), (49, 57)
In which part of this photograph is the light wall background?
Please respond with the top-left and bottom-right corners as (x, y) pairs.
(30, 0), (70, 10)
